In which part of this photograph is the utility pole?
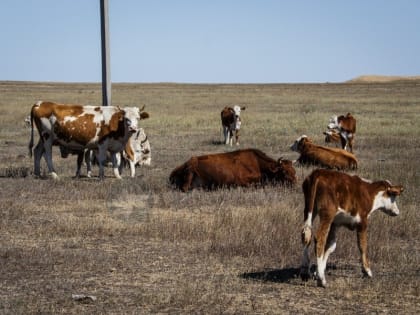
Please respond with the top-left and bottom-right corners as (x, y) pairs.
(100, 0), (111, 106)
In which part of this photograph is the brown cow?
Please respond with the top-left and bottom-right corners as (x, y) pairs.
(221, 105), (245, 146)
(290, 135), (357, 170)
(169, 148), (296, 192)
(326, 113), (356, 152)
(300, 169), (403, 287)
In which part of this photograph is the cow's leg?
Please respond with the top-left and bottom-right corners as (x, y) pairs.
(75, 151), (84, 178)
(42, 136), (58, 180)
(235, 130), (240, 145)
(228, 130), (234, 146)
(357, 224), (372, 277)
(315, 217), (333, 287)
(128, 159), (136, 177)
(110, 152), (122, 179)
(223, 126), (230, 145)
(33, 140), (44, 177)
(300, 212), (313, 281)
(97, 147), (107, 180)
(322, 224), (337, 270)
(84, 150), (92, 178)
(348, 134), (354, 153)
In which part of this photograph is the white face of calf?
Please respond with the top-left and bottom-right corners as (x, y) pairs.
(232, 105), (244, 130)
(371, 186), (403, 217)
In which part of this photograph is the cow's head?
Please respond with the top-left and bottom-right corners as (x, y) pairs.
(121, 107), (144, 134)
(327, 115), (339, 129)
(372, 183), (404, 217)
(323, 129), (341, 143)
(232, 105), (245, 130)
(272, 158), (297, 186)
(290, 135), (311, 152)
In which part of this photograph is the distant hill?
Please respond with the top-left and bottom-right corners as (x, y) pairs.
(348, 75), (420, 83)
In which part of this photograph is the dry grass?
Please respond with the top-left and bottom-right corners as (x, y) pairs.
(0, 81), (419, 314)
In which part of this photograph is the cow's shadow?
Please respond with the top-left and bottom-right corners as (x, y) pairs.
(240, 267), (301, 284)
(241, 264), (345, 285)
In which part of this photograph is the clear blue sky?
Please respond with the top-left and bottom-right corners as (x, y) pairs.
(1, 0), (419, 83)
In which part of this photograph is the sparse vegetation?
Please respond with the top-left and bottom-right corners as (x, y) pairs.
(0, 81), (419, 314)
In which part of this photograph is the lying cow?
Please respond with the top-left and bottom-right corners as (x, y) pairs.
(29, 101), (147, 179)
(290, 135), (357, 170)
(221, 105), (245, 146)
(326, 113), (356, 152)
(300, 169), (403, 287)
(169, 148), (296, 192)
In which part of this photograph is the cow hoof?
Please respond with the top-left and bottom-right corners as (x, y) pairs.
(317, 278), (327, 288)
(362, 268), (373, 278)
(49, 172), (59, 180)
(300, 270), (310, 282)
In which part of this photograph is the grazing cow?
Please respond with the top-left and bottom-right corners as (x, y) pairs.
(300, 169), (403, 287)
(290, 135), (357, 170)
(221, 105), (245, 146)
(326, 113), (356, 152)
(169, 148), (296, 192)
(29, 101), (147, 179)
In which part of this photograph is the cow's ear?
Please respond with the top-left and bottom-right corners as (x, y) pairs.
(140, 112), (150, 120)
(241, 107), (246, 111)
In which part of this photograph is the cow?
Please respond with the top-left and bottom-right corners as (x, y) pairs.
(290, 135), (357, 170)
(28, 101), (147, 179)
(121, 127), (152, 177)
(300, 169), (403, 287)
(221, 105), (245, 146)
(326, 113), (356, 152)
(71, 123), (151, 178)
(169, 148), (296, 192)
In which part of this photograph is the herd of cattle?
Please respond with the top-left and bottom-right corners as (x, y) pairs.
(27, 101), (403, 288)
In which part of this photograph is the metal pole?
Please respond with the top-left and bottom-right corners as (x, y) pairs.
(100, 0), (111, 106)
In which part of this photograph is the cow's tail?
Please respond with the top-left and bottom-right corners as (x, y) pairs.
(301, 174), (319, 246)
(28, 107), (35, 158)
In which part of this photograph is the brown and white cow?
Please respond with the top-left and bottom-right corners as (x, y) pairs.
(326, 113), (356, 152)
(122, 127), (152, 177)
(221, 105), (245, 146)
(169, 148), (296, 192)
(300, 169), (403, 287)
(290, 135), (357, 170)
(29, 101), (145, 179)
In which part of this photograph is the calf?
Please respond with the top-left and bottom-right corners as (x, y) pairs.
(326, 113), (356, 152)
(221, 105), (245, 146)
(290, 135), (357, 170)
(170, 148), (296, 192)
(122, 127), (152, 177)
(300, 169), (403, 287)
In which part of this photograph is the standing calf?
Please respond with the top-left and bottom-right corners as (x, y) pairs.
(221, 105), (245, 146)
(300, 169), (403, 287)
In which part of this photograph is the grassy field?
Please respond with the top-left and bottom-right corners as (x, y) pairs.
(0, 80), (419, 314)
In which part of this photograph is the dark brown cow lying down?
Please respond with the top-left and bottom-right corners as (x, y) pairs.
(169, 149), (297, 191)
